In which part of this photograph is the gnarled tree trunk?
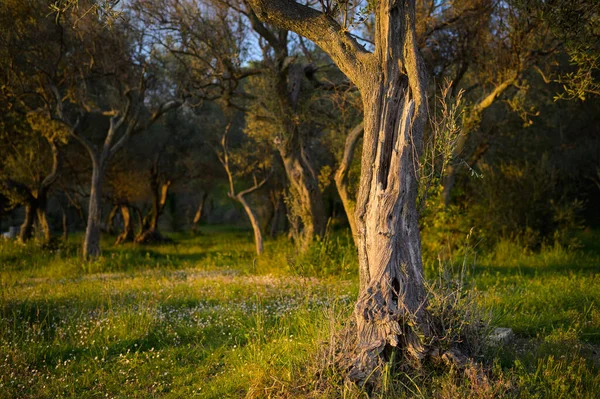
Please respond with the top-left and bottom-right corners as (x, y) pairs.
(135, 177), (171, 244)
(16, 137), (60, 243)
(350, 2), (429, 381)
(275, 63), (326, 244)
(278, 143), (326, 242)
(248, 0), (430, 383)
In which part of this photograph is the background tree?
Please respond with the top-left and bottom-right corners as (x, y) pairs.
(0, 111), (66, 242)
(104, 150), (147, 244)
(133, 110), (207, 243)
(217, 114), (273, 255)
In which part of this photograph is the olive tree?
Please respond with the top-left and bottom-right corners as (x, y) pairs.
(246, 0), (431, 381)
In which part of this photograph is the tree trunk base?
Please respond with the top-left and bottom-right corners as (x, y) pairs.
(134, 229), (170, 244)
(334, 300), (479, 387)
(347, 304), (428, 384)
(190, 226), (204, 236)
(115, 230), (134, 245)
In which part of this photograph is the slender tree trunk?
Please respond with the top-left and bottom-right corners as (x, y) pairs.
(115, 205), (134, 244)
(219, 121), (269, 256)
(19, 202), (36, 242)
(270, 191), (284, 238)
(83, 163), (104, 259)
(107, 205), (119, 235)
(237, 194), (264, 255)
(36, 207), (51, 242)
(191, 191), (208, 234)
(61, 207), (68, 240)
(335, 122), (363, 244)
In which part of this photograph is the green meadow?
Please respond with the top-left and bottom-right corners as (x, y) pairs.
(1, 228), (599, 398)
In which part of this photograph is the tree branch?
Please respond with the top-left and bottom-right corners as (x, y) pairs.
(40, 137), (61, 191)
(246, 0), (375, 87)
(335, 121), (364, 187)
(237, 169), (272, 198)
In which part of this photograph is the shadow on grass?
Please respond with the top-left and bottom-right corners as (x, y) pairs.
(2, 295), (254, 370)
(93, 247), (255, 274)
(472, 261), (600, 278)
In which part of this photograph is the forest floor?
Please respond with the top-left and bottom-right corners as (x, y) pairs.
(1, 227), (600, 398)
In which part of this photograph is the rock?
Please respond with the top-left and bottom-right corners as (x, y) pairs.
(2, 226), (18, 240)
(8, 226), (18, 239)
(489, 327), (514, 346)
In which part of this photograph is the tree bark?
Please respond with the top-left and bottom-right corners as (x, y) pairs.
(352, 86), (428, 380)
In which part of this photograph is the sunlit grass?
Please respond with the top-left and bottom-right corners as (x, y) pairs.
(0, 227), (599, 397)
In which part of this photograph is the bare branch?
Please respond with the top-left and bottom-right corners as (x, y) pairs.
(237, 168), (272, 198)
(335, 121), (364, 186)
(40, 137), (61, 190)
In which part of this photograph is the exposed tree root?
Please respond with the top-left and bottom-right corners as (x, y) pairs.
(329, 292), (487, 389)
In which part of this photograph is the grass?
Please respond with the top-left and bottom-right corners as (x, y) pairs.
(0, 226), (599, 398)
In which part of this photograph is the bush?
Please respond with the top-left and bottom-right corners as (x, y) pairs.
(460, 154), (583, 249)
